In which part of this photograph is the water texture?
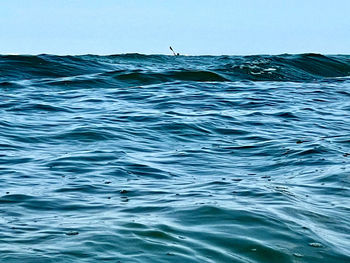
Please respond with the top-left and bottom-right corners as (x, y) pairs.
(0, 54), (350, 262)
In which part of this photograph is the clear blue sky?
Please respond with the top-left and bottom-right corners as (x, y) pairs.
(1, 0), (349, 55)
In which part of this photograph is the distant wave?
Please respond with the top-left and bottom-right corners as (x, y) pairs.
(1, 54), (350, 85)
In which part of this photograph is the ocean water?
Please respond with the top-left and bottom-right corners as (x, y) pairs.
(0, 53), (349, 263)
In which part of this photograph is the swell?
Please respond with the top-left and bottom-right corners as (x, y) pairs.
(1, 53), (350, 84)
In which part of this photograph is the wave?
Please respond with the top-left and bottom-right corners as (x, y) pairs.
(1, 53), (350, 84)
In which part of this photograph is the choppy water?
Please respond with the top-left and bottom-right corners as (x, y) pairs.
(1, 53), (350, 263)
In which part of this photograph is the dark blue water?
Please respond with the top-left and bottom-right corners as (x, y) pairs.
(1, 54), (350, 262)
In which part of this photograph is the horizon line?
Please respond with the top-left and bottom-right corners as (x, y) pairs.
(1, 52), (349, 57)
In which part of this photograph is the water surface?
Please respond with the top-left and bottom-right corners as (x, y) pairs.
(1, 54), (350, 262)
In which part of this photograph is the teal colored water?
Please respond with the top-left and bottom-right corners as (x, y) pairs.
(0, 54), (349, 262)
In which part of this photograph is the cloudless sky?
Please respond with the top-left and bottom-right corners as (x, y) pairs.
(1, 0), (349, 55)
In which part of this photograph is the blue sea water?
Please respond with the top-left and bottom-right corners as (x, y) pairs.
(0, 53), (350, 262)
